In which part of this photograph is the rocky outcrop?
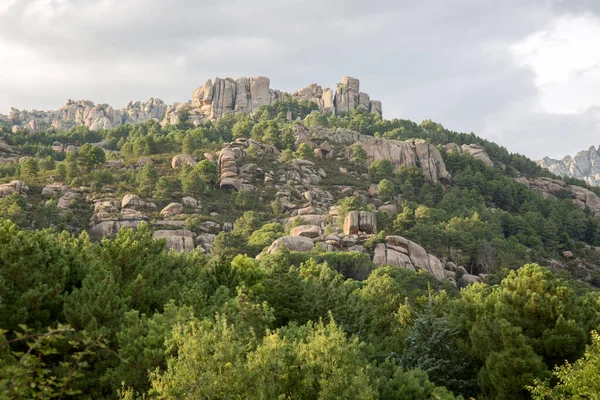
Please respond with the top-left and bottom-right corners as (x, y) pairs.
(313, 141), (333, 159)
(153, 230), (195, 252)
(0, 180), (29, 198)
(292, 84), (334, 113)
(445, 143), (493, 168)
(160, 203), (183, 217)
(0, 140), (18, 162)
(332, 76), (381, 116)
(538, 146), (600, 186)
(263, 236), (315, 255)
(88, 197), (149, 238)
(517, 177), (600, 217)
(343, 211), (377, 235)
(171, 154), (197, 169)
(121, 194), (156, 212)
(357, 138), (451, 184)
(5, 98), (168, 133)
(41, 184), (67, 198)
(373, 235), (445, 282)
(1, 77), (382, 132)
(290, 225), (322, 238)
(191, 76), (382, 120)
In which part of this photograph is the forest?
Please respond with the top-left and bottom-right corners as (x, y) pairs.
(1, 100), (599, 399)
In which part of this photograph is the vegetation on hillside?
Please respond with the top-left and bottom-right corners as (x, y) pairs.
(0, 100), (599, 398)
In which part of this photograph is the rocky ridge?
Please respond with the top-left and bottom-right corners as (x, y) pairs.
(538, 146), (600, 186)
(2, 77), (382, 133)
(0, 123), (497, 287)
(516, 177), (600, 217)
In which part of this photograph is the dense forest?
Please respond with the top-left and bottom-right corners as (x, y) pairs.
(1, 101), (599, 399)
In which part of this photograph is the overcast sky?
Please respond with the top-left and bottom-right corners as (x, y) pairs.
(1, 0), (599, 160)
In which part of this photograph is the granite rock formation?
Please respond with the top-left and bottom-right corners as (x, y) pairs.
(1, 77), (381, 133)
(516, 177), (600, 216)
(538, 146), (600, 186)
(358, 138), (451, 184)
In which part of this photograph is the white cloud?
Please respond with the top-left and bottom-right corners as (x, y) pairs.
(1, 0), (600, 160)
(511, 13), (600, 113)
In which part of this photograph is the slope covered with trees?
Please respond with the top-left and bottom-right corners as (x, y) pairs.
(0, 100), (599, 399)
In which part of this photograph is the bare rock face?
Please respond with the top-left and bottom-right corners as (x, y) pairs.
(57, 192), (78, 209)
(160, 202), (183, 217)
(264, 236), (315, 255)
(89, 198), (148, 238)
(0, 180), (29, 198)
(89, 220), (144, 239)
(182, 196), (201, 209)
(220, 177), (243, 191)
(378, 203), (398, 216)
(458, 273), (483, 288)
(4, 98), (168, 133)
(358, 138), (451, 184)
(171, 154), (197, 169)
(461, 144), (493, 167)
(518, 177), (600, 217)
(290, 225), (322, 238)
(343, 211), (360, 235)
(121, 194), (156, 212)
(1, 76), (383, 131)
(343, 211), (377, 235)
(0, 140), (18, 162)
(41, 184), (67, 198)
(538, 145), (600, 186)
(334, 76), (360, 113)
(191, 76), (278, 121)
(445, 143), (493, 168)
(189, 76), (382, 121)
(373, 235), (446, 282)
(153, 230), (195, 252)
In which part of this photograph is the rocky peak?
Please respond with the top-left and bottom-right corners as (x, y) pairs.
(190, 76), (382, 121)
(2, 76), (382, 133)
(538, 146), (600, 186)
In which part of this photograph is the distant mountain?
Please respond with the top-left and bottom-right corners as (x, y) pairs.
(538, 146), (600, 186)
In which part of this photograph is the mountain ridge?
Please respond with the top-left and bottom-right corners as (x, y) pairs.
(538, 145), (600, 186)
(0, 76), (382, 133)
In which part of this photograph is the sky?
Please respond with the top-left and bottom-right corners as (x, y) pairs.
(0, 0), (599, 160)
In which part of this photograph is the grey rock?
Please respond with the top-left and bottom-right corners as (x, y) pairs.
(153, 230), (195, 252)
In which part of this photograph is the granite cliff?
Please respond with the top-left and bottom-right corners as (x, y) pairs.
(538, 146), (600, 186)
(1, 76), (382, 133)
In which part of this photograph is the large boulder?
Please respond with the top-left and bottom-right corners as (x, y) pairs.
(171, 154), (197, 169)
(41, 184), (66, 197)
(121, 194), (156, 212)
(458, 273), (483, 288)
(372, 235), (445, 282)
(0, 180), (28, 198)
(182, 196), (201, 209)
(220, 177), (242, 191)
(153, 230), (195, 252)
(461, 144), (493, 167)
(160, 202), (183, 217)
(88, 219), (143, 239)
(359, 211), (377, 234)
(343, 211), (360, 235)
(264, 236), (314, 255)
(334, 76), (360, 113)
(357, 138), (450, 184)
(290, 225), (322, 238)
(343, 210), (377, 235)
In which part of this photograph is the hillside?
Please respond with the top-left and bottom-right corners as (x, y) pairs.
(1, 77), (600, 399)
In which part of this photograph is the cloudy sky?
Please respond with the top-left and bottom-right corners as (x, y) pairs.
(1, 0), (599, 160)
